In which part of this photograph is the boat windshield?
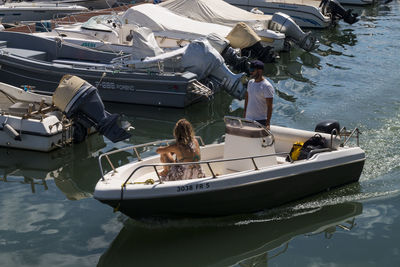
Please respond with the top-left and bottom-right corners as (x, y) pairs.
(81, 15), (117, 32)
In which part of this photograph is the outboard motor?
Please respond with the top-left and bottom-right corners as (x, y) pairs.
(315, 120), (341, 135)
(269, 12), (317, 52)
(206, 33), (249, 73)
(122, 39), (248, 100)
(180, 40), (247, 100)
(207, 63), (248, 100)
(53, 75), (132, 143)
(241, 42), (276, 63)
(320, 0), (359, 25)
(220, 46), (249, 73)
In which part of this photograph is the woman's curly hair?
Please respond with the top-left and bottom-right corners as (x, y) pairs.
(174, 118), (195, 147)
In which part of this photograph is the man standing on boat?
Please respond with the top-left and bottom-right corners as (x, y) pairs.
(244, 60), (275, 129)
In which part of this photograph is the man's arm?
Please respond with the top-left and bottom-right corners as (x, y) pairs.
(243, 91), (248, 118)
(265, 98), (273, 129)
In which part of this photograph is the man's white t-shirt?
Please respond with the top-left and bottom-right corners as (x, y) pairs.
(245, 79), (274, 121)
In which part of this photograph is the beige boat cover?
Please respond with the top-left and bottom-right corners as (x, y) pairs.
(226, 22), (261, 48)
(53, 75), (86, 111)
(160, 0), (272, 28)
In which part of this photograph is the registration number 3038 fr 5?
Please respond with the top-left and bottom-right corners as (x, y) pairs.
(177, 183), (210, 192)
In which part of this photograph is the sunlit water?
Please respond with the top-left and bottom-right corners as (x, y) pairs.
(1, 2), (400, 266)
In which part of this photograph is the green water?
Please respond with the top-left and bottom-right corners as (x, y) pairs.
(1, 2), (400, 266)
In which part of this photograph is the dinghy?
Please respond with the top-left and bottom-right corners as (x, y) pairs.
(0, 75), (131, 151)
(94, 116), (365, 218)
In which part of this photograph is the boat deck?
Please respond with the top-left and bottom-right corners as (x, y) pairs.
(123, 156), (289, 185)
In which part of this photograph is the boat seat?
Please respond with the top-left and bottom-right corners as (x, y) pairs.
(223, 124), (277, 172)
(8, 102), (35, 115)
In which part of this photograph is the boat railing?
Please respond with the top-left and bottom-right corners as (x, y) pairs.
(98, 136), (206, 180)
(339, 127), (361, 147)
(119, 151), (294, 188)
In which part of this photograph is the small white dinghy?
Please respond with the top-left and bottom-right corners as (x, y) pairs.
(0, 83), (72, 151)
(94, 116), (365, 218)
(0, 75), (131, 151)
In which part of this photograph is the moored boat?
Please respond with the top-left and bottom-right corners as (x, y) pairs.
(0, 1), (88, 23)
(0, 32), (246, 108)
(0, 75), (131, 151)
(225, 0), (359, 28)
(94, 116), (365, 218)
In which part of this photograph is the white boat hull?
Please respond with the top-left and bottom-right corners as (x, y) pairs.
(0, 82), (72, 151)
(225, 0), (331, 28)
(94, 123), (365, 218)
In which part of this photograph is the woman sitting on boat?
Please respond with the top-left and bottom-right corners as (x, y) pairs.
(156, 118), (206, 181)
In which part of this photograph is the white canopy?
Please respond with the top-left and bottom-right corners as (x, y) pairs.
(160, 0), (272, 29)
(120, 4), (232, 38)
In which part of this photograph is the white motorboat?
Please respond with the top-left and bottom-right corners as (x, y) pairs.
(94, 117), (365, 218)
(0, 1), (88, 23)
(160, 0), (317, 51)
(225, 0), (359, 28)
(0, 82), (72, 151)
(0, 75), (131, 151)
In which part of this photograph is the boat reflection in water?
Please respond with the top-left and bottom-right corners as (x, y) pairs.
(0, 134), (108, 200)
(97, 202), (362, 267)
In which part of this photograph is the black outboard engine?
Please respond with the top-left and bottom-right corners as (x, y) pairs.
(206, 33), (249, 73)
(241, 42), (276, 63)
(315, 120), (341, 135)
(53, 75), (131, 143)
(320, 0), (359, 25)
(220, 46), (249, 73)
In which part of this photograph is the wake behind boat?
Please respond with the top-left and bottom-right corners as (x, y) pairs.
(94, 117), (365, 218)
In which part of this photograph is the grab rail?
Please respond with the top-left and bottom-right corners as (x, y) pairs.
(120, 151), (293, 188)
(340, 127), (361, 147)
(98, 136), (205, 180)
(223, 116), (275, 147)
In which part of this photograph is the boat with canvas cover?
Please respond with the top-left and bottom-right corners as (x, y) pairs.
(0, 1), (88, 23)
(94, 116), (365, 218)
(160, 0), (317, 52)
(38, 4), (279, 63)
(225, 0), (359, 28)
(0, 75), (130, 151)
(0, 32), (247, 107)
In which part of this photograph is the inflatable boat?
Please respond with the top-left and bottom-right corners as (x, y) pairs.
(94, 116), (365, 218)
